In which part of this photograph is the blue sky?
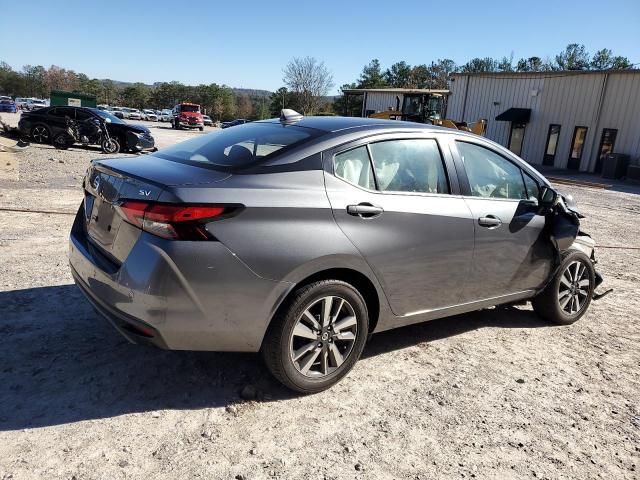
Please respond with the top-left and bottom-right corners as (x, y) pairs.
(1, 0), (639, 93)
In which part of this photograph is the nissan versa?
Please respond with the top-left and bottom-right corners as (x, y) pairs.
(69, 110), (607, 393)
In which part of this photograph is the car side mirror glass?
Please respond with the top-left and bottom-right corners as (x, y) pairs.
(539, 186), (558, 206)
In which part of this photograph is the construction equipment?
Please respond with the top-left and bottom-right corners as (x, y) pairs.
(368, 92), (487, 136)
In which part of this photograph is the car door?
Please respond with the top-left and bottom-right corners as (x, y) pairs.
(324, 133), (475, 317)
(451, 139), (553, 300)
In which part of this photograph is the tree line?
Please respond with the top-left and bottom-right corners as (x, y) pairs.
(0, 62), (270, 120)
(1, 44), (634, 121)
(334, 44), (633, 114)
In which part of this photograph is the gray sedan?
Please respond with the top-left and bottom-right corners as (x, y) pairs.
(69, 110), (605, 393)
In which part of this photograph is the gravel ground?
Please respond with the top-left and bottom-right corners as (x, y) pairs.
(0, 116), (638, 480)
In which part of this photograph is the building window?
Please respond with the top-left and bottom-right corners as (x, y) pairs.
(568, 126), (588, 170)
(595, 128), (618, 173)
(543, 124), (561, 166)
(508, 123), (526, 156)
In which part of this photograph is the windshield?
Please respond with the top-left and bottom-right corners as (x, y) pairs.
(90, 108), (125, 124)
(155, 122), (318, 171)
(180, 104), (200, 113)
(32, 100), (46, 105)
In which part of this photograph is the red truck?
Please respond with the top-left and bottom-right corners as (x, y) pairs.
(171, 102), (204, 131)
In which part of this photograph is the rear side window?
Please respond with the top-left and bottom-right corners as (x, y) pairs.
(155, 122), (318, 171)
(369, 139), (449, 194)
(456, 141), (527, 199)
(334, 146), (375, 189)
(50, 107), (75, 118)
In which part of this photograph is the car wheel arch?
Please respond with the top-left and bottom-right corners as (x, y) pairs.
(264, 267), (383, 349)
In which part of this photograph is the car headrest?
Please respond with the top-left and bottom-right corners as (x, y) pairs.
(227, 144), (253, 163)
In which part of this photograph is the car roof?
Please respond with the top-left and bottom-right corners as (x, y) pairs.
(256, 115), (438, 133)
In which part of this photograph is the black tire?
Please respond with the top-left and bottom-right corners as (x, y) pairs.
(532, 250), (595, 325)
(101, 136), (120, 154)
(199, 126), (204, 131)
(30, 124), (51, 144)
(262, 280), (369, 393)
(52, 132), (72, 150)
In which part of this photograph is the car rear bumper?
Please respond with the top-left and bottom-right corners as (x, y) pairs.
(68, 206), (290, 352)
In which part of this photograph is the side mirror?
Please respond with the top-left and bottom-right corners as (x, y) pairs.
(539, 186), (558, 207)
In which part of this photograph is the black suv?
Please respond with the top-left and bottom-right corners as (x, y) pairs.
(18, 106), (155, 153)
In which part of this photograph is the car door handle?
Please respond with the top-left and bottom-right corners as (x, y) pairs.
(347, 203), (384, 218)
(478, 215), (502, 228)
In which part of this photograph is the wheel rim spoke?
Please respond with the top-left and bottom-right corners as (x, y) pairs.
(299, 348), (321, 375)
(333, 315), (357, 333)
(560, 294), (572, 311)
(321, 296), (334, 327)
(302, 310), (321, 330)
(560, 274), (572, 289)
(293, 341), (317, 362)
(329, 342), (345, 367)
(293, 322), (318, 341)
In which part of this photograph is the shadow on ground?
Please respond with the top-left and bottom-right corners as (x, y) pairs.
(0, 284), (549, 431)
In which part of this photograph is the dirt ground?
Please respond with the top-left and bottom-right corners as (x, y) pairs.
(0, 112), (638, 480)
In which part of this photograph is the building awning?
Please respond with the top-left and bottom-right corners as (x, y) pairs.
(495, 108), (531, 123)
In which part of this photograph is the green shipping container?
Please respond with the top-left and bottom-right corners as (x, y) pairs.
(50, 90), (97, 108)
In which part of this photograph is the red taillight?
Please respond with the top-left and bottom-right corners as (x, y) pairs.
(115, 201), (231, 240)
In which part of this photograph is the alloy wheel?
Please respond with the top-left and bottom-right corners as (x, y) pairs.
(289, 295), (358, 378)
(557, 260), (591, 315)
(32, 126), (49, 143)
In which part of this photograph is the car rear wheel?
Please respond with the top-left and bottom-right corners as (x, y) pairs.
(31, 125), (50, 143)
(532, 250), (595, 325)
(262, 280), (369, 393)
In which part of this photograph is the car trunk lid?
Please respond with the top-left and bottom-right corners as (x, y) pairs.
(83, 157), (230, 264)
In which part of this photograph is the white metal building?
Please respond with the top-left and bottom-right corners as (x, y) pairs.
(447, 70), (640, 172)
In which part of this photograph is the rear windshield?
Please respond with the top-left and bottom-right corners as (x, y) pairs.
(155, 122), (319, 171)
(180, 104), (200, 113)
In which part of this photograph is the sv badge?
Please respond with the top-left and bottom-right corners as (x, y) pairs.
(139, 189), (151, 197)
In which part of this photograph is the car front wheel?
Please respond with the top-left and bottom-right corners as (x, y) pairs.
(262, 280), (369, 393)
(532, 250), (595, 325)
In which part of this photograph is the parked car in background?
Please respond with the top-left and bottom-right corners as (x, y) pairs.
(143, 109), (158, 121)
(26, 98), (47, 111)
(14, 97), (30, 109)
(221, 118), (249, 129)
(0, 99), (17, 113)
(0, 95), (12, 101)
(171, 102), (204, 130)
(18, 106), (155, 152)
(110, 107), (125, 119)
(66, 111), (606, 393)
(202, 114), (213, 126)
(159, 109), (173, 122)
(126, 108), (142, 120)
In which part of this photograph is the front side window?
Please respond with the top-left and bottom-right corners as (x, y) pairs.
(456, 141), (527, 200)
(522, 171), (540, 201)
(369, 139), (449, 194)
(334, 146), (374, 189)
